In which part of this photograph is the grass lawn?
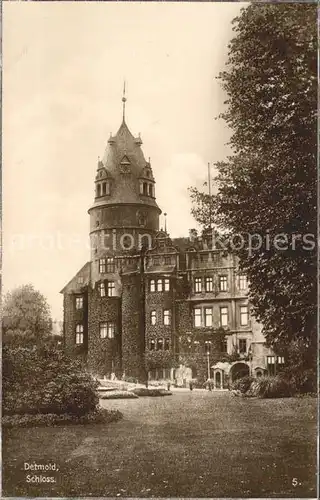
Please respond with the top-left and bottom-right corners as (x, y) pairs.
(2, 391), (317, 498)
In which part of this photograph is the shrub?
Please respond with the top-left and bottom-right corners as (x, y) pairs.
(130, 388), (170, 397)
(2, 409), (123, 428)
(3, 345), (99, 416)
(231, 376), (255, 394)
(100, 391), (139, 399)
(248, 375), (295, 398)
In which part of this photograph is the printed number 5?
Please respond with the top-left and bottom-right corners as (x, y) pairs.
(292, 478), (298, 487)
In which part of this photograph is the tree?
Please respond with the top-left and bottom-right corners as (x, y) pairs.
(2, 284), (53, 346)
(190, 5), (317, 372)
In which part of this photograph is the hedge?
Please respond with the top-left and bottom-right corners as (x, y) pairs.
(3, 345), (99, 416)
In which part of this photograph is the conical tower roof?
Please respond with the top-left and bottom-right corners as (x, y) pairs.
(90, 105), (160, 213)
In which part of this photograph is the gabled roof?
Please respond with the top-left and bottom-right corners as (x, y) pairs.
(60, 262), (90, 294)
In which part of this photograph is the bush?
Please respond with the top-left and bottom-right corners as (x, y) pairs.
(248, 375), (295, 398)
(3, 345), (99, 416)
(100, 391), (139, 399)
(231, 376), (255, 394)
(130, 388), (170, 397)
(2, 409), (123, 428)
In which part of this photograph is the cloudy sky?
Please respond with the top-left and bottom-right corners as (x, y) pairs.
(3, 1), (246, 321)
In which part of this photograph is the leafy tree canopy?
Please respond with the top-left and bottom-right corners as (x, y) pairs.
(190, 4), (317, 369)
(2, 284), (53, 346)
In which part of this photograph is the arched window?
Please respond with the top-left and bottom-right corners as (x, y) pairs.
(102, 182), (107, 195)
(97, 184), (101, 197)
(143, 182), (148, 195)
(148, 184), (153, 196)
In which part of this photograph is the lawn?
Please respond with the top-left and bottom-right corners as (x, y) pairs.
(2, 391), (317, 498)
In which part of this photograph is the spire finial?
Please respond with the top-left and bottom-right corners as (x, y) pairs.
(164, 212), (167, 233)
(122, 80), (127, 122)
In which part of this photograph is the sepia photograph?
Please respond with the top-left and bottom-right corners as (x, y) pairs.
(1, 1), (318, 498)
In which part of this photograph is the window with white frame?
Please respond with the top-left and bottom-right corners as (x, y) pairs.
(164, 279), (170, 291)
(194, 277), (202, 293)
(75, 296), (83, 310)
(239, 275), (247, 290)
(100, 322), (115, 339)
(204, 307), (213, 327)
(205, 277), (213, 292)
(106, 257), (115, 273)
(151, 310), (157, 325)
(107, 281), (115, 297)
(75, 324), (84, 344)
(157, 279), (163, 292)
(99, 282), (106, 297)
(77, 276), (84, 284)
(194, 307), (202, 327)
(240, 305), (249, 326)
(163, 309), (171, 325)
(99, 259), (106, 274)
(278, 356), (285, 365)
(220, 307), (228, 327)
(219, 275), (228, 291)
(150, 279), (156, 292)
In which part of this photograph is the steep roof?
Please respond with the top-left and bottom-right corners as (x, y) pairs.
(89, 119), (160, 212)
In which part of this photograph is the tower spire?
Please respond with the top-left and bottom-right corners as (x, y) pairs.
(122, 80), (127, 122)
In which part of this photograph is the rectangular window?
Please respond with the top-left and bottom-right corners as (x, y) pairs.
(278, 356), (285, 365)
(221, 338), (228, 353)
(150, 279), (156, 292)
(107, 281), (115, 297)
(220, 307), (228, 327)
(163, 309), (171, 325)
(239, 339), (247, 354)
(106, 257), (115, 273)
(205, 277), (213, 292)
(204, 341), (211, 353)
(150, 310), (157, 325)
(75, 324), (84, 344)
(100, 322), (115, 339)
(149, 339), (155, 351)
(194, 277), (202, 293)
(77, 276), (84, 284)
(99, 259), (106, 274)
(153, 257), (160, 266)
(219, 275), (228, 291)
(194, 308), (202, 327)
(240, 306), (249, 326)
(99, 283), (106, 297)
(164, 279), (170, 291)
(204, 307), (213, 327)
(267, 356), (276, 376)
(164, 256), (171, 265)
(157, 279), (163, 292)
(164, 338), (170, 351)
(156, 338), (163, 351)
(75, 296), (83, 310)
(164, 368), (171, 379)
(239, 275), (247, 290)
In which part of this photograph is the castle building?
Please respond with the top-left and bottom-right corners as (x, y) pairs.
(61, 94), (276, 388)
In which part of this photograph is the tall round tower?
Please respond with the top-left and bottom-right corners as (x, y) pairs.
(88, 92), (161, 283)
(87, 89), (161, 379)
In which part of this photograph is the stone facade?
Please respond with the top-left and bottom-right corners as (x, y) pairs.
(61, 107), (275, 388)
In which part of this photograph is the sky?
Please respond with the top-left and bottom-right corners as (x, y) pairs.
(3, 1), (246, 321)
